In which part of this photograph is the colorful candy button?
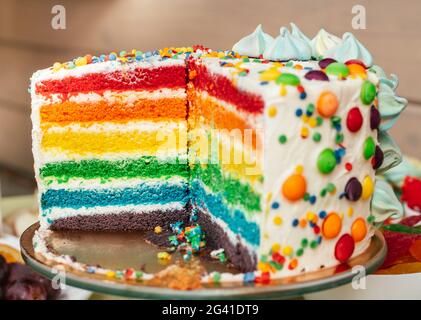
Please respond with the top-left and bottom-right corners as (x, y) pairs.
(345, 59), (367, 68)
(372, 145), (384, 169)
(259, 68), (280, 81)
(344, 177), (362, 201)
(75, 56), (88, 66)
(360, 80), (376, 105)
(268, 105), (277, 117)
(335, 234), (355, 263)
(351, 218), (367, 242)
(347, 63), (367, 78)
(273, 216), (283, 225)
(346, 107), (363, 132)
(304, 70), (329, 81)
(276, 73), (300, 86)
(318, 58), (337, 69)
(317, 148), (337, 174)
(363, 137), (376, 160)
(325, 62), (350, 78)
(282, 174), (307, 201)
(283, 246), (293, 257)
(362, 175), (374, 200)
(317, 91), (339, 118)
(322, 212), (342, 239)
(370, 105), (381, 130)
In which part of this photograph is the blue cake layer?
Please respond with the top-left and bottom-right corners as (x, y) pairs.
(190, 179), (260, 246)
(41, 181), (190, 210)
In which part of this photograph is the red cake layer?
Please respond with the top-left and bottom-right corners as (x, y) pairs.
(35, 65), (186, 95)
(188, 58), (264, 114)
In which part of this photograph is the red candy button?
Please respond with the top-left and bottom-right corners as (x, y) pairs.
(335, 234), (355, 263)
(346, 107), (363, 132)
(345, 59), (367, 69)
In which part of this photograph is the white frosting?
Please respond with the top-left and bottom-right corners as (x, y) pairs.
(261, 72), (378, 276)
(198, 56), (380, 277)
(32, 56), (183, 82)
(310, 29), (341, 58)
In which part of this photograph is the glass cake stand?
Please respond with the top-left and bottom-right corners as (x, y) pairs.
(20, 223), (386, 299)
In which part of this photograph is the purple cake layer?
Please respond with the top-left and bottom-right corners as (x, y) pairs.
(196, 208), (257, 272)
(50, 209), (190, 232)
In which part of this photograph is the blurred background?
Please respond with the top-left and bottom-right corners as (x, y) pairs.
(0, 0), (420, 196)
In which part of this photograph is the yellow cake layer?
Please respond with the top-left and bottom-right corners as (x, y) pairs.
(189, 126), (262, 184)
(41, 122), (187, 158)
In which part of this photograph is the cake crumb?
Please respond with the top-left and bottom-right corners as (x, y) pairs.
(154, 226), (162, 234)
(149, 259), (205, 290)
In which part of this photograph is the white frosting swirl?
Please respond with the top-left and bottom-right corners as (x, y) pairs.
(310, 28), (341, 59)
(325, 32), (373, 66)
(263, 27), (312, 61)
(232, 24), (274, 57)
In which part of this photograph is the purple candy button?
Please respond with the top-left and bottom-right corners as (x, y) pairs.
(372, 145), (384, 170)
(318, 58), (337, 69)
(344, 177), (362, 201)
(304, 70), (329, 81)
(370, 105), (381, 130)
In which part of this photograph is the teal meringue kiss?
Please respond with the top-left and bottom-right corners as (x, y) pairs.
(232, 24), (274, 58)
(324, 32), (373, 67)
(263, 27), (312, 61)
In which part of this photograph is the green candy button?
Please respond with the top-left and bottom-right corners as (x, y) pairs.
(360, 80), (376, 105)
(276, 73), (300, 86)
(317, 148), (337, 174)
(363, 136), (376, 159)
(325, 62), (350, 78)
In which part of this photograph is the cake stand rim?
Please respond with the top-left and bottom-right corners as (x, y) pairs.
(20, 223), (387, 300)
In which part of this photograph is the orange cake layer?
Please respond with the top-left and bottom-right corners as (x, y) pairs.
(40, 98), (186, 125)
(188, 88), (259, 149)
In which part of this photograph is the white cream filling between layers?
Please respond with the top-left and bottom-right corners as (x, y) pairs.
(39, 176), (189, 192)
(37, 88), (186, 106)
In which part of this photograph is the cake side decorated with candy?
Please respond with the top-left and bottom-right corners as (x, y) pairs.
(30, 24), (406, 282)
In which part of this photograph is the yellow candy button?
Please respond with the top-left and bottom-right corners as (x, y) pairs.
(273, 216), (283, 225)
(271, 243), (281, 253)
(283, 246), (293, 256)
(362, 175), (374, 200)
(268, 106), (277, 117)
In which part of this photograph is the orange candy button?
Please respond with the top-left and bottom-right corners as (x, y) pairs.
(351, 217), (367, 242)
(322, 212), (342, 239)
(282, 174), (307, 201)
(317, 91), (339, 118)
(348, 64), (367, 78)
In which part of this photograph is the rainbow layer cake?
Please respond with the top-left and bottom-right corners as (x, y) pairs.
(31, 24), (406, 278)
